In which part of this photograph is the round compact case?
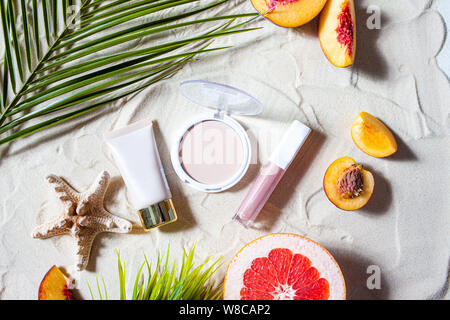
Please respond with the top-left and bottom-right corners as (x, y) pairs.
(171, 80), (263, 193)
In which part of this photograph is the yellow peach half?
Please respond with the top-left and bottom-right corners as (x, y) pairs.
(318, 0), (356, 67)
(251, 0), (328, 28)
(351, 112), (398, 158)
(323, 157), (374, 211)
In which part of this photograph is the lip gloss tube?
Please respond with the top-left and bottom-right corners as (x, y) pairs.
(233, 120), (311, 228)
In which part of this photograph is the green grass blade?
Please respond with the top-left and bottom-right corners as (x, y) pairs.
(86, 242), (224, 301)
(102, 277), (108, 300)
(132, 262), (145, 300)
(96, 277), (103, 300)
(180, 244), (196, 281)
(87, 281), (95, 300)
(182, 260), (213, 299)
(146, 252), (163, 299)
(117, 249), (126, 300)
(141, 255), (153, 299)
(162, 264), (177, 299)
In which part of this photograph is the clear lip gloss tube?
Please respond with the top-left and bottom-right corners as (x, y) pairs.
(233, 120), (311, 228)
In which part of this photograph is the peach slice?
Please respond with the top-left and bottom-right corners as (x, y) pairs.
(38, 266), (73, 300)
(250, 0), (328, 28)
(351, 112), (398, 158)
(318, 0), (356, 67)
(324, 157), (374, 211)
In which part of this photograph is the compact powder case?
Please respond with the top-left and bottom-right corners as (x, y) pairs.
(171, 80), (263, 193)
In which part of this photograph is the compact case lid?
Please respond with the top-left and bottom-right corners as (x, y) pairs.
(179, 80), (263, 116)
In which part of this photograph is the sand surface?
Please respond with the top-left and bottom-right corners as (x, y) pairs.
(0, 0), (448, 299)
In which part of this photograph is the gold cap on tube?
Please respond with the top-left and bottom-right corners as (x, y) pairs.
(138, 199), (177, 231)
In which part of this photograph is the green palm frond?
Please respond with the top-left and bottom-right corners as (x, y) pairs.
(89, 244), (224, 300)
(0, 0), (260, 147)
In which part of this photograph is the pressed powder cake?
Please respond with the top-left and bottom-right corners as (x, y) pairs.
(180, 120), (245, 185)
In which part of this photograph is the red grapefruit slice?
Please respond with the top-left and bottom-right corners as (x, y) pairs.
(223, 233), (346, 300)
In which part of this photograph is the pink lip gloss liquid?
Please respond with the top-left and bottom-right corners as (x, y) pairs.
(233, 120), (311, 228)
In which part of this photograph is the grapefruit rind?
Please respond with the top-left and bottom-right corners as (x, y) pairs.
(223, 233), (346, 300)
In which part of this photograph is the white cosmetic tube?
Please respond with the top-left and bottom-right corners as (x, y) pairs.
(104, 119), (177, 230)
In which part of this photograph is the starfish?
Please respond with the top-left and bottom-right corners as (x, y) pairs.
(32, 171), (132, 271)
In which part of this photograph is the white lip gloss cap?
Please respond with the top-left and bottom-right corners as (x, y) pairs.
(269, 120), (311, 170)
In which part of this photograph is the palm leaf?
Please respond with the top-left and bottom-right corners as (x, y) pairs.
(19, 0), (32, 71)
(0, 0), (260, 148)
(0, 0), (16, 92)
(31, 0), (41, 59)
(90, 243), (223, 300)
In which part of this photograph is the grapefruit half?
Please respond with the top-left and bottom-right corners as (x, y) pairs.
(223, 233), (346, 300)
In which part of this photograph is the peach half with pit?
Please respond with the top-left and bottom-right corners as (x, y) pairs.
(319, 0), (356, 67)
(351, 112), (398, 158)
(250, 0), (328, 28)
(323, 157), (374, 211)
(38, 265), (73, 300)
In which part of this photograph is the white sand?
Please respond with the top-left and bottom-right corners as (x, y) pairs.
(0, 0), (448, 299)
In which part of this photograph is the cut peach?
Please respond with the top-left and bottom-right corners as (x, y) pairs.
(38, 266), (73, 300)
(323, 157), (374, 211)
(318, 0), (356, 67)
(351, 112), (398, 158)
(250, 0), (328, 28)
